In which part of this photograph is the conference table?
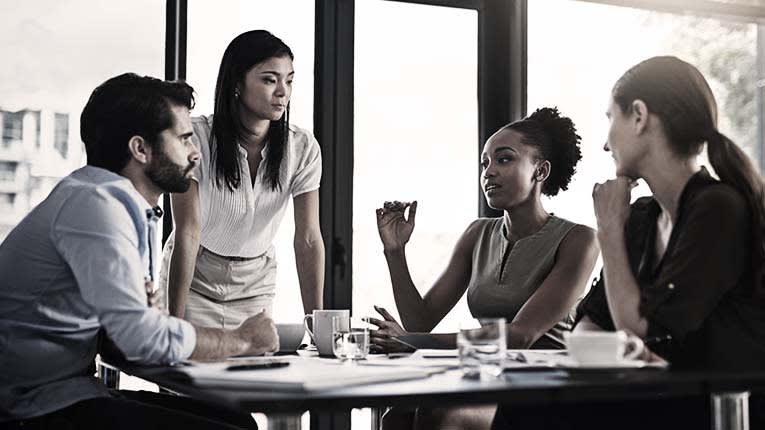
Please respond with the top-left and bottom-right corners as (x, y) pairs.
(101, 351), (765, 430)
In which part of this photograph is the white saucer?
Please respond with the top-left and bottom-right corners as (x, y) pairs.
(559, 359), (667, 370)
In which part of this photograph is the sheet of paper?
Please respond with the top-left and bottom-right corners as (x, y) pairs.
(173, 356), (431, 392)
(362, 349), (459, 372)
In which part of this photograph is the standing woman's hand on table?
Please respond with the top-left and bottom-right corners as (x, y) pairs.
(376, 201), (417, 251)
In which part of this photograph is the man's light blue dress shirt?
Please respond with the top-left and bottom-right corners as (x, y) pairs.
(0, 166), (196, 421)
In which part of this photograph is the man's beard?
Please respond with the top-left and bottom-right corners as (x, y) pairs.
(146, 147), (195, 194)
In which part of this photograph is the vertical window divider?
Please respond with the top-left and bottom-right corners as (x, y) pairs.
(758, 23), (765, 172)
(478, 0), (527, 218)
(315, 0), (355, 314)
(317, 0), (529, 317)
(162, 0), (187, 245)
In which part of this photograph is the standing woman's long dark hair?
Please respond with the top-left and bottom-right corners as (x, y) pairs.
(211, 30), (293, 192)
(612, 55), (765, 301)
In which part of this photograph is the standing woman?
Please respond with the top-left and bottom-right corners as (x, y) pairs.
(160, 30), (324, 329)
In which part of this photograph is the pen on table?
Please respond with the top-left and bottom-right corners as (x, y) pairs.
(389, 336), (417, 351)
(226, 361), (290, 371)
(387, 353), (412, 359)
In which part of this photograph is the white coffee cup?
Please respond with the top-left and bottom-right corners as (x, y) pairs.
(275, 323), (306, 353)
(304, 310), (350, 356)
(565, 330), (644, 366)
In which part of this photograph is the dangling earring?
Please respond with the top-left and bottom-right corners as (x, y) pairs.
(234, 90), (240, 99)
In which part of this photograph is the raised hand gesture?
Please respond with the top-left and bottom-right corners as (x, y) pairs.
(376, 200), (417, 251)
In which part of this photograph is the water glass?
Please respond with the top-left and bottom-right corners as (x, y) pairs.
(332, 316), (370, 361)
(457, 318), (506, 379)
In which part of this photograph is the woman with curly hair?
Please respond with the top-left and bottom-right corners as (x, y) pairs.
(370, 107), (600, 430)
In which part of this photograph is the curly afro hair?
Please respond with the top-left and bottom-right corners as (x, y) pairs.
(503, 107), (582, 196)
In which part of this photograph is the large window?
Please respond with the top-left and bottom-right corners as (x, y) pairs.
(0, 0), (164, 242)
(186, 1), (315, 326)
(353, 1), (479, 333)
(529, 0), (761, 228)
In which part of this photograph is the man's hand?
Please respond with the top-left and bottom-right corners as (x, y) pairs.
(236, 311), (279, 356)
(145, 279), (164, 313)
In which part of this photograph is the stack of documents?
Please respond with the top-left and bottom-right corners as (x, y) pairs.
(168, 357), (431, 392)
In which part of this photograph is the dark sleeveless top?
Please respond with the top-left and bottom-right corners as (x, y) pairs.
(467, 215), (577, 349)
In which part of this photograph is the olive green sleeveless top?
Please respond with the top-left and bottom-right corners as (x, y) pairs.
(467, 215), (577, 349)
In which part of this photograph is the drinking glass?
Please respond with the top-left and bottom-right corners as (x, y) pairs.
(332, 316), (370, 361)
(457, 318), (506, 379)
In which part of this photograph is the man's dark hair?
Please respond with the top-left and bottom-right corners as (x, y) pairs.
(80, 73), (195, 173)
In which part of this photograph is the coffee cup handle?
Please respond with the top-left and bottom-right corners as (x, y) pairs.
(303, 314), (315, 343)
(622, 334), (645, 361)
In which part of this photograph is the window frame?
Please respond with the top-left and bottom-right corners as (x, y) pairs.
(161, 0), (765, 346)
(314, 0), (527, 318)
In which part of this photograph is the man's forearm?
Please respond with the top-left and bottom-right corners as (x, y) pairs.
(189, 326), (249, 361)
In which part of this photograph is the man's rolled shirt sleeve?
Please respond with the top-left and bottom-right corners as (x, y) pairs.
(51, 188), (196, 364)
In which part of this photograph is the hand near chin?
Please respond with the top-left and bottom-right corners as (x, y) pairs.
(592, 177), (636, 239)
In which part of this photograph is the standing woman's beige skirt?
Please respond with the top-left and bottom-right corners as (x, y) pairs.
(157, 232), (277, 330)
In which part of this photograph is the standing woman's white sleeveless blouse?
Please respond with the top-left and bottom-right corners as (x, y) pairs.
(159, 115), (322, 329)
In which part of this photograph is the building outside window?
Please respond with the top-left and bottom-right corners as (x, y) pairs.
(0, 193), (15, 210)
(0, 0), (163, 242)
(53, 113), (69, 159)
(1, 111), (24, 150)
(0, 161), (16, 183)
(31, 111), (41, 149)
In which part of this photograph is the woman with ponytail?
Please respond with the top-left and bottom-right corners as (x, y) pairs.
(493, 56), (765, 430)
(159, 30), (324, 329)
(577, 55), (765, 370)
